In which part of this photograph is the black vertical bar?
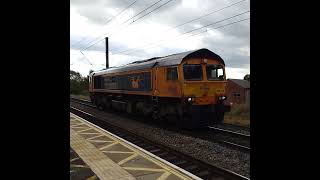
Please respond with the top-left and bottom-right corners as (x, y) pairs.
(105, 37), (109, 69)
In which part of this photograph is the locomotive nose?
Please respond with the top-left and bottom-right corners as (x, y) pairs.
(200, 84), (210, 96)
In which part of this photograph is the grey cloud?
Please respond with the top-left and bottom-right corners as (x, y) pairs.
(71, 0), (250, 69)
(72, 0), (135, 25)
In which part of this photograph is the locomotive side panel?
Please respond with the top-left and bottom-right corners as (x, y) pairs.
(92, 69), (153, 95)
(102, 72), (152, 92)
(154, 66), (182, 98)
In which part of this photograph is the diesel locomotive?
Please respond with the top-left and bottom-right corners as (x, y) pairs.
(88, 48), (230, 128)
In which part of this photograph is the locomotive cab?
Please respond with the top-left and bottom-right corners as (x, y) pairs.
(179, 57), (230, 126)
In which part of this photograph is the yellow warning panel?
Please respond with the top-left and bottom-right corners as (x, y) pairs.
(70, 113), (200, 180)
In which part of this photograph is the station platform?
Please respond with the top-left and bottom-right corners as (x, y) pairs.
(70, 112), (201, 180)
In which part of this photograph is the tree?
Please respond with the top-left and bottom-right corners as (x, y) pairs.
(70, 70), (81, 81)
(244, 74), (250, 81)
(70, 70), (89, 95)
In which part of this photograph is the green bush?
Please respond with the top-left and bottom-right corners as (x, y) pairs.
(70, 70), (89, 95)
(227, 104), (250, 116)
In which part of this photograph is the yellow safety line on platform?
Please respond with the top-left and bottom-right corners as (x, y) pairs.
(79, 132), (100, 135)
(122, 167), (165, 172)
(99, 142), (118, 150)
(113, 140), (192, 180)
(70, 113), (197, 180)
(117, 153), (138, 165)
(70, 123), (85, 127)
(88, 140), (114, 143)
(78, 129), (97, 134)
(101, 151), (134, 154)
(86, 134), (104, 140)
(157, 171), (171, 180)
(71, 126), (89, 130)
(71, 128), (136, 180)
(77, 128), (92, 133)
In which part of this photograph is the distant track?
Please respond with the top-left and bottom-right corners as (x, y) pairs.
(208, 126), (250, 138)
(70, 97), (250, 152)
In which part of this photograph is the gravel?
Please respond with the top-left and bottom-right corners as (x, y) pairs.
(71, 101), (250, 178)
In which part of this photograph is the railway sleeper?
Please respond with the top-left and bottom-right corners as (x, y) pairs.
(143, 145), (156, 151)
(172, 159), (188, 166)
(149, 149), (162, 153)
(196, 170), (211, 178)
(183, 164), (199, 171)
(157, 152), (169, 157)
(164, 156), (178, 162)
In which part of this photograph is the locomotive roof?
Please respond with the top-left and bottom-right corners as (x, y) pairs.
(91, 48), (225, 76)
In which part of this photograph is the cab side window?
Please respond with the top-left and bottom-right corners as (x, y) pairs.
(167, 67), (178, 81)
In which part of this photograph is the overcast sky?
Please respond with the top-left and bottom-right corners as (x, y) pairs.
(70, 0), (250, 79)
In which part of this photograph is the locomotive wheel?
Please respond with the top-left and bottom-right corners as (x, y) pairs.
(97, 103), (105, 111)
(211, 104), (224, 124)
(176, 115), (184, 128)
(215, 111), (224, 124)
(152, 112), (159, 121)
(177, 115), (192, 129)
(105, 98), (112, 109)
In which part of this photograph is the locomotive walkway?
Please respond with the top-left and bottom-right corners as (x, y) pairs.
(70, 112), (201, 180)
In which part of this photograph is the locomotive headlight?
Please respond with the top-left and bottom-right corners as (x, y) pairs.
(188, 98), (193, 102)
(187, 97), (195, 102)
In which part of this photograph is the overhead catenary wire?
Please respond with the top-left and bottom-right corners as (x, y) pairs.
(70, 56), (87, 66)
(112, 10), (250, 55)
(114, 18), (250, 57)
(71, 0), (139, 49)
(71, 1), (249, 70)
(80, 0), (173, 52)
(127, 0), (174, 26)
(72, 18), (249, 69)
(80, 0), (166, 51)
(73, 0), (168, 67)
(80, 51), (93, 66)
(106, 0), (175, 38)
(110, 0), (248, 53)
(167, 0), (247, 31)
(122, 0), (165, 25)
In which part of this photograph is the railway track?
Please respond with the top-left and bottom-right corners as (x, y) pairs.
(70, 97), (250, 152)
(70, 97), (92, 105)
(70, 106), (249, 180)
(206, 126), (250, 152)
(208, 126), (250, 139)
(219, 123), (250, 133)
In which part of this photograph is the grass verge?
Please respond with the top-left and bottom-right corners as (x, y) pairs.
(224, 104), (250, 127)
